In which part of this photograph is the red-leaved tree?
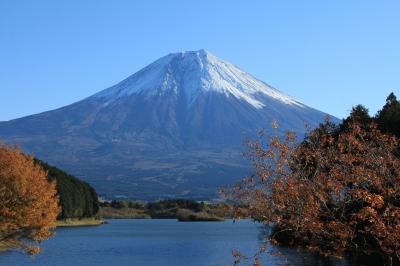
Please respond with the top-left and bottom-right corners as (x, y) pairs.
(227, 119), (400, 265)
(0, 144), (60, 254)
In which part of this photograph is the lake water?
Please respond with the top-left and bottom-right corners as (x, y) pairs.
(0, 219), (350, 266)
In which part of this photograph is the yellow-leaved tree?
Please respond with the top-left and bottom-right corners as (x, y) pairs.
(0, 144), (60, 254)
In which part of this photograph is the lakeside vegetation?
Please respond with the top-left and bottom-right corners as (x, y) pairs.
(0, 149), (101, 253)
(56, 218), (106, 227)
(0, 145), (60, 254)
(36, 160), (100, 220)
(227, 93), (400, 266)
(99, 199), (228, 221)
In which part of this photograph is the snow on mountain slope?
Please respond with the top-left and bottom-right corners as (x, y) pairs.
(0, 49), (338, 200)
(93, 49), (304, 109)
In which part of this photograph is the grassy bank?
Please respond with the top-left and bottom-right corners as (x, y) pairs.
(0, 241), (12, 252)
(56, 217), (106, 227)
(0, 240), (25, 253)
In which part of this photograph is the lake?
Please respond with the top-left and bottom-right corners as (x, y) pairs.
(0, 219), (350, 266)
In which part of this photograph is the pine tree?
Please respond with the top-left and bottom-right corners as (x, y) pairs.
(376, 92), (400, 137)
(340, 104), (371, 132)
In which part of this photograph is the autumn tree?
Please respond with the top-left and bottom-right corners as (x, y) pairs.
(0, 144), (60, 254)
(227, 119), (400, 265)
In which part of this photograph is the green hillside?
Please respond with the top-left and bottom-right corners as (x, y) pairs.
(35, 159), (99, 219)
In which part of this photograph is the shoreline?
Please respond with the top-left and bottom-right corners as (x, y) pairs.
(0, 241), (13, 252)
(0, 218), (106, 253)
(56, 218), (106, 227)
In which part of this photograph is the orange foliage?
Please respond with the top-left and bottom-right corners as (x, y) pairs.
(227, 120), (400, 264)
(0, 144), (60, 254)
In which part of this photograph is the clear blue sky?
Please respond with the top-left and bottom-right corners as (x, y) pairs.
(1, 0), (399, 121)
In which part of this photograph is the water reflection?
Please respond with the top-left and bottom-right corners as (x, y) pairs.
(0, 219), (352, 266)
(254, 223), (351, 266)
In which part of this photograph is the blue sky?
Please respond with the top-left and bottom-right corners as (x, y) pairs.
(1, 0), (399, 121)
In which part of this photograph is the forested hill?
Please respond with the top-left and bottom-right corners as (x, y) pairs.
(35, 159), (99, 219)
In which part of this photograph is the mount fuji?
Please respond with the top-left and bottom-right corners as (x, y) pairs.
(0, 50), (337, 200)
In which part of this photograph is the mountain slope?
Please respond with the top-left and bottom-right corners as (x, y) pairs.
(0, 50), (337, 200)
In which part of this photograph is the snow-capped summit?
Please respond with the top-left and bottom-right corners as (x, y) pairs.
(93, 49), (303, 109)
(0, 50), (337, 200)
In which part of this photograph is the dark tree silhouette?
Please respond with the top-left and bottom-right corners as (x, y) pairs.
(376, 92), (400, 137)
